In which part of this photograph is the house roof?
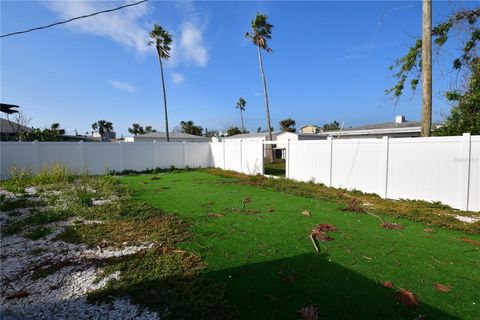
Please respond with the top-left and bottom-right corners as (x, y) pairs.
(134, 132), (209, 140)
(0, 118), (32, 133)
(223, 131), (280, 139)
(278, 132), (322, 137)
(299, 124), (321, 130)
(321, 120), (443, 136)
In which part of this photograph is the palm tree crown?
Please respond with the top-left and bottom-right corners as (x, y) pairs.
(245, 13), (273, 52)
(236, 97), (246, 111)
(148, 24), (172, 59)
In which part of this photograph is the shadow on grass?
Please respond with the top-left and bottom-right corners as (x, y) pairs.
(90, 252), (460, 320)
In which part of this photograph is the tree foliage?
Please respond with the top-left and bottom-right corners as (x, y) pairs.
(180, 121), (203, 136)
(148, 24), (172, 60)
(226, 127), (243, 136)
(386, 8), (480, 98)
(435, 60), (480, 136)
(279, 118), (296, 132)
(128, 123), (156, 135)
(245, 13), (273, 52)
(386, 7), (480, 135)
(19, 123), (66, 141)
(92, 120), (114, 141)
(322, 121), (340, 131)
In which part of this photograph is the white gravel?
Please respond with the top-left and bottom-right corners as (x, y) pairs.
(0, 188), (160, 320)
(455, 215), (480, 224)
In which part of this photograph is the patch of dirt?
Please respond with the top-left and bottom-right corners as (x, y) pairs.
(381, 222), (404, 230)
(149, 176), (160, 181)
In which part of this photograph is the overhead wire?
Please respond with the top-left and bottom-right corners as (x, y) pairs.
(0, 0), (149, 38)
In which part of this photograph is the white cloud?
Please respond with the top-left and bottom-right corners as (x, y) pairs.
(44, 1), (209, 67)
(179, 22), (208, 66)
(171, 72), (185, 84)
(108, 80), (136, 92)
(44, 1), (151, 54)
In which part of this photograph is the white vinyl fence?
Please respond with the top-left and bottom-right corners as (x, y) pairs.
(1, 135), (478, 211)
(286, 134), (479, 212)
(0, 141), (211, 176)
(210, 141), (264, 175)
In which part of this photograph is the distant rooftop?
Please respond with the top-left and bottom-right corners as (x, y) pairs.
(223, 131), (280, 139)
(135, 132), (209, 140)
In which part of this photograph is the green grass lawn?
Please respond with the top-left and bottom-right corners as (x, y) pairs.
(264, 159), (286, 177)
(121, 171), (480, 320)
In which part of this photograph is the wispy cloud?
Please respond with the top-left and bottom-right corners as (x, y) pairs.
(44, 1), (151, 54)
(44, 1), (210, 67)
(254, 92), (263, 96)
(171, 72), (185, 84)
(168, 2), (209, 67)
(179, 22), (208, 66)
(108, 80), (136, 92)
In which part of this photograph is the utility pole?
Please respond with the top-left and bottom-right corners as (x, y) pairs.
(421, 0), (432, 137)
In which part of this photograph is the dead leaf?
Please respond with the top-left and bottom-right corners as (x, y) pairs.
(299, 305), (319, 320)
(149, 176), (160, 181)
(243, 197), (252, 203)
(394, 288), (420, 307)
(423, 228), (434, 233)
(207, 213), (225, 217)
(341, 198), (365, 213)
(246, 209), (259, 215)
(433, 283), (450, 292)
(383, 281), (394, 289)
(460, 238), (480, 246)
(201, 201), (215, 207)
(381, 222), (404, 230)
(311, 224), (337, 241)
(268, 208), (275, 213)
(6, 290), (29, 300)
(302, 210), (311, 216)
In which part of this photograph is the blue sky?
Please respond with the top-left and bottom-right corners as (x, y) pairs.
(1, 0), (478, 137)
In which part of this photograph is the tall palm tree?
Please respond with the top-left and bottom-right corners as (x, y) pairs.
(236, 97), (247, 133)
(245, 13), (274, 143)
(149, 24), (172, 142)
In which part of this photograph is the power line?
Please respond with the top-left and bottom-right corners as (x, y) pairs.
(0, 0), (149, 38)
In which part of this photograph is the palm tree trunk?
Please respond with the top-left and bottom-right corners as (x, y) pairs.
(257, 46), (273, 141)
(257, 45), (274, 162)
(156, 47), (170, 142)
(240, 108), (245, 133)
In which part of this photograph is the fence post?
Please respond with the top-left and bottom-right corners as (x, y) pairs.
(153, 140), (159, 169)
(459, 133), (471, 211)
(327, 137), (333, 187)
(78, 141), (87, 174)
(240, 140), (243, 173)
(32, 141), (40, 174)
(382, 136), (390, 199)
(118, 141), (125, 172)
(286, 139), (290, 179)
(183, 141), (188, 168)
(222, 140), (226, 170)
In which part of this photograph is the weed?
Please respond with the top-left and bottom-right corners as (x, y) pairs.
(25, 226), (52, 240)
